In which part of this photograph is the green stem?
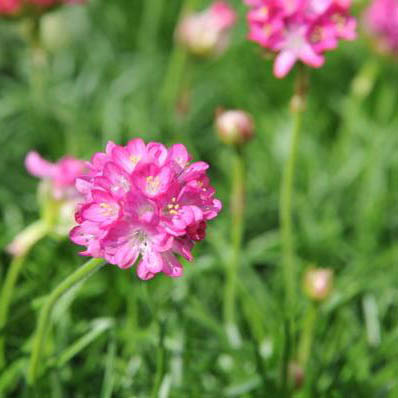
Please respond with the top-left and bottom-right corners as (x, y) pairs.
(151, 321), (166, 398)
(25, 16), (47, 110)
(27, 258), (105, 385)
(224, 147), (245, 342)
(137, 0), (164, 52)
(279, 64), (308, 391)
(159, 0), (199, 129)
(0, 220), (48, 369)
(334, 58), (380, 160)
(298, 303), (318, 368)
(159, 42), (189, 123)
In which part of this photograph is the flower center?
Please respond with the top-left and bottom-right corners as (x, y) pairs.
(111, 176), (130, 193)
(310, 26), (323, 43)
(100, 202), (117, 217)
(146, 176), (160, 195)
(166, 197), (180, 215)
(130, 155), (141, 165)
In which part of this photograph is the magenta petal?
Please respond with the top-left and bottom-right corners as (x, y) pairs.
(147, 142), (168, 166)
(25, 151), (55, 178)
(136, 260), (155, 280)
(299, 44), (324, 68)
(142, 249), (163, 273)
(274, 51), (297, 78)
(162, 253), (184, 278)
(114, 244), (139, 269)
(168, 143), (191, 168)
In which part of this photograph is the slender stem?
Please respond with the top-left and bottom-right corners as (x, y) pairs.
(26, 16), (47, 110)
(160, 45), (189, 121)
(0, 220), (48, 369)
(151, 321), (166, 398)
(298, 303), (318, 368)
(27, 258), (105, 385)
(137, 0), (164, 52)
(279, 64), (308, 391)
(224, 147), (245, 343)
(159, 0), (199, 127)
(334, 58), (380, 160)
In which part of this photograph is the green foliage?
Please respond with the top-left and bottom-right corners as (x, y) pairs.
(1, 0), (398, 396)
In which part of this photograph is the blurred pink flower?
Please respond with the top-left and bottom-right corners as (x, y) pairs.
(176, 1), (237, 56)
(28, 0), (85, 6)
(0, 0), (21, 15)
(70, 140), (222, 280)
(25, 151), (86, 200)
(0, 0), (84, 15)
(364, 0), (398, 56)
(245, 0), (357, 78)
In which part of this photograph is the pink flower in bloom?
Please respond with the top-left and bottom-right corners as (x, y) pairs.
(28, 0), (84, 6)
(245, 0), (357, 78)
(0, 0), (21, 15)
(25, 151), (86, 200)
(70, 140), (222, 280)
(364, 0), (398, 56)
(0, 0), (85, 14)
(176, 1), (237, 56)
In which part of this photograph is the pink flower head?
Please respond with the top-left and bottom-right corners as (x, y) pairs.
(28, 0), (84, 6)
(0, 0), (21, 15)
(245, 0), (357, 78)
(364, 0), (398, 56)
(70, 139), (222, 280)
(176, 1), (237, 56)
(25, 151), (86, 200)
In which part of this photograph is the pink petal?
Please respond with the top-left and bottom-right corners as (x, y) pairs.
(274, 51), (297, 78)
(298, 44), (324, 68)
(136, 260), (155, 280)
(25, 151), (55, 178)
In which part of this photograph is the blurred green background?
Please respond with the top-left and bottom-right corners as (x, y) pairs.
(1, 0), (398, 396)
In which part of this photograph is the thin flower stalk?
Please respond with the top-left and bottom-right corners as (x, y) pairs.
(0, 221), (48, 369)
(224, 148), (245, 341)
(27, 258), (105, 385)
(279, 64), (308, 390)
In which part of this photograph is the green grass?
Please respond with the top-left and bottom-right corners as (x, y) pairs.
(1, 0), (398, 396)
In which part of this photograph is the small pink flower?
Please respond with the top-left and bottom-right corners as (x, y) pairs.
(28, 0), (85, 6)
(245, 0), (357, 78)
(0, 0), (86, 14)
(176, 1), (237, 56)
(70, 139), (222, 280)
(0, 0), (21, 15)
(364, 0), (398, 56)
(25, 151), (86, 200)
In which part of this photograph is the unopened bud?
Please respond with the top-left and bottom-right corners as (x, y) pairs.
(215, 109), (254, 146)
(304, 268), (334, 302)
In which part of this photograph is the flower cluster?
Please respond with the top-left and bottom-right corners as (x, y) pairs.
(245, 0), (357, 78)
(0, 0), (84, 16)
(364, 0), (398, 56)
(70, 140), (222, 280)
(176, 1), (237, 57)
